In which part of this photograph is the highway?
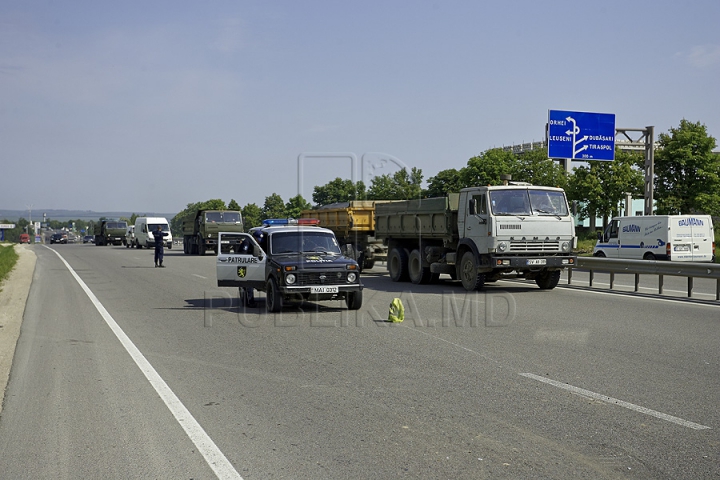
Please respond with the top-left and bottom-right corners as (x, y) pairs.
(1, 243), (718, 479)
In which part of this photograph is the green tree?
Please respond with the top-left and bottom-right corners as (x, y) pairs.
(262, 193), (286, 219)
(654, 120), (720, 216)
(242, 203), (263, 229)
(129, 213), (141, 226)
(425, 168), (465, 197)
(312, 178), (366, 206)
(566, 149), (644, 226)
(511, 149), (568, 188)
(227, 199), (241, 211)
(285, 194), (312, 219)
(460, 148), (518, 187)
(367, 167), (423, 200)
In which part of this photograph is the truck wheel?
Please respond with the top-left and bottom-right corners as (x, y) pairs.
(535, 270), (561, 290)
(345, 290), (363, 310)
(388, 247), (410, 282)
(265, 277), (283, 312)
(363, 259), (376, 270)
(409, 249), (432, 284)
(199, 238), (206, 256)
(459, 252), (485, 291)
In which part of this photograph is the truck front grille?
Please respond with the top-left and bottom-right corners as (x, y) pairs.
(509, 241), (560, 252)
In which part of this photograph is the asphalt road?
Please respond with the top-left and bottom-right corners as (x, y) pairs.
(1, 243), (718, 479)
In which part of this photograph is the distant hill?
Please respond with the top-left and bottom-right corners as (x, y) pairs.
(0, 209), (178, 222)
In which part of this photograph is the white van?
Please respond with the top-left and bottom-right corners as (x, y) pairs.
(594, 215), (715, 262)
(134, 217), (173, 249)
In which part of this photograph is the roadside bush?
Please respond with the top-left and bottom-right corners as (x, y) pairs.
(0, 244), (19, 288)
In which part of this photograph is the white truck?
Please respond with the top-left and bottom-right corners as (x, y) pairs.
(594, 215), (715, 262)
(133, 217), (173, 249)
(375, 183), (577, 290)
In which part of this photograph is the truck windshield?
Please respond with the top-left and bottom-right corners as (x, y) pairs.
(490, 189), (568, 216)
(270, 232), (341, 255)
(205, 212), (241, 223)
(528, 189), (569, 216)
(106, 222), (127, 229)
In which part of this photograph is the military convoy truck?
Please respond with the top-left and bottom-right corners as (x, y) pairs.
(301, 201), (388, 271)
(94, 220), (128, 246)
(375, 183), (576, 290)
(183, 210), (244, 255)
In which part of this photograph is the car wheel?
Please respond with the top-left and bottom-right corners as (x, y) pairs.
(345, 290), (363, 310)
(265, 277), (283, 313)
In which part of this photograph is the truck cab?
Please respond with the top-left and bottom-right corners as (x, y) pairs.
(216, 219), (363, 312)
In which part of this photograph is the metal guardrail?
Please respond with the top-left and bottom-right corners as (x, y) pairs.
(568, 257), (720, 301)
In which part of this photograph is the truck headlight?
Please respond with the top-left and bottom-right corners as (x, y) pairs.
(285, 273), (296, 285)
(347, 272), (357, 283)
(561, 241), (570, 252)
(497, 241), (508, 252)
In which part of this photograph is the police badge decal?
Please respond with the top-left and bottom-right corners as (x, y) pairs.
(237, 266), (247, 278)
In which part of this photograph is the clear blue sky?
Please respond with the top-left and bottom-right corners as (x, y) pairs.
(2, 1), (718, 214)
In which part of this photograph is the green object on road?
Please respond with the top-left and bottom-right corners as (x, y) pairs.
(388, 297), (404, 323)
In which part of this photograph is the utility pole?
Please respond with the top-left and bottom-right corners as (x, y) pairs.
(26, 204), (34, 236)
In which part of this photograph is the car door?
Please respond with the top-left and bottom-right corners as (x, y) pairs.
(216, 232), (266, 286)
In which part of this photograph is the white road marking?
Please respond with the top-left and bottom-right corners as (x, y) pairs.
(520, 372), (710, 430)
(46, 247), (243, 479)
(193, 274), (207, 279)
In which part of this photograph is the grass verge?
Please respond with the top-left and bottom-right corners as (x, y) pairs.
(0, 244), (20, 288)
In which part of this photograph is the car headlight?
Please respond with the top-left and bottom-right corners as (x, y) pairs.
(497, 241), (507, 252)
(285, 273), (296, 285)
(561, 241), (570, 252)
(347, 272), (357, 283)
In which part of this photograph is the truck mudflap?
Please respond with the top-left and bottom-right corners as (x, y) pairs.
(491, 255), (576, 269)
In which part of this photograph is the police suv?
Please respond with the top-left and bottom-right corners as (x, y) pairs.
(216, 218), (363, 312)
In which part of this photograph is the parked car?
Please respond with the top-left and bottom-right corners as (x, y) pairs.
(50, 232), (68, 244)
(83, 235), (94, 244)
(19, 233), (30, 244)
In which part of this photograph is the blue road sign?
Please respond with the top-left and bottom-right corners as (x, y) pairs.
(548, 110), (616, 161)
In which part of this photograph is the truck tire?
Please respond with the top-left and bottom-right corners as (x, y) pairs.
(535, 270), (561, 290)
(363, 259), (376, 270)
(409, 249), (432, 284)
(388, 247), (410, 282)
(198, 237), (206, 256)
(183, 238), (189, 254)
(265, 277), (283, 312)
(459, 251), (485, 291)
(345, 290), (363, 310)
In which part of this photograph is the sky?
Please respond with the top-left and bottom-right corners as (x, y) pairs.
(1, 0), (719, 215)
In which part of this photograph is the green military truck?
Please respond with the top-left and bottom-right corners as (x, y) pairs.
(183, 210), (244, 255)
(94, 220), (128, 246)
(375, 183), (577, 290)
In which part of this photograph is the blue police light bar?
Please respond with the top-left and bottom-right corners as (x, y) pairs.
(262, 218), (321, 226)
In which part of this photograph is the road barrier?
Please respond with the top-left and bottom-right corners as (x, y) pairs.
(568, 257), (720, 301)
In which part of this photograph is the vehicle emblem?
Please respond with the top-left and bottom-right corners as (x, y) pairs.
(237, 267), (246, 278)
(319, 274), (326, 283)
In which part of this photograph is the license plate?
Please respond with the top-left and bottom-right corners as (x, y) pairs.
(526, 259), (547, 265)
(311, 286), (338, 294)
(674, 245), (690, 251)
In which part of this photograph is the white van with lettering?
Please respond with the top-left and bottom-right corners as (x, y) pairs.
(134, 217), (173, 249)
(594, 215), (715, 262)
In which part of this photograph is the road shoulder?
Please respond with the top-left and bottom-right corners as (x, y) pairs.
(0, 244), (37, 414)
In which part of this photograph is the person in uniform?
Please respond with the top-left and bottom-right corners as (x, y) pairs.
(152, 225), (168, 267)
